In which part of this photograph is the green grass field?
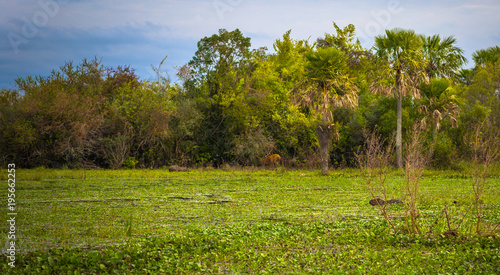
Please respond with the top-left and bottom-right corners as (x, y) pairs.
(1, 167), (500, 274)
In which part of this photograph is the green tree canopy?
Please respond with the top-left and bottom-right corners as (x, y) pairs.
(472, 46), (500, 67)
(422, 34), (467, 79)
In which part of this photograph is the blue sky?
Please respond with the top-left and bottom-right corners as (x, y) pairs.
(1, 0), (500, 89)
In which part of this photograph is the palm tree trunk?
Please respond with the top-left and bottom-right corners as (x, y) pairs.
(318, 109), (332, 175)
(432, 123), (438, 144)
(317, 123), (331, 175)
(396, 69), (403, 168)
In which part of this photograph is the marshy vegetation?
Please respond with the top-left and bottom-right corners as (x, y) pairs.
(0, 167), (499, 273)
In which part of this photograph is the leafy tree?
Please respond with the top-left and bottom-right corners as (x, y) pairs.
(465, 60), (500, 129)
(374, 29), (426, 168)
(271, 30), (312, 86)
(103, 65), (141, 98)
(188, 28), (253, 99)
(251, 31), (317, 166)
(164, 93), (203, 166)
(10, 58), (108, 167)
(186, 29), (265, 166)
(317, 22), (362, 52)
(449, 47), (500, 160)
(0, 89), (21, 165)
(421, 35), (467, 79)
(1, 57), (174, 169)
(105, 81), (173, 168)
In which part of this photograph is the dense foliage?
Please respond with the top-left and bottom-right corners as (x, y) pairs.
(1, 23), (499, 169)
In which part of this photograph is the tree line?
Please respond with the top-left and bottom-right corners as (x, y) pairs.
(1, 22), (499, 171)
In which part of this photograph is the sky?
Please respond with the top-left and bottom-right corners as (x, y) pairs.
(1, 0), (500, 89)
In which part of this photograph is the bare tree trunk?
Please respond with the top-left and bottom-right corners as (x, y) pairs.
(432, 122), (439, 144)
(396, 69), (403, 168)
(317, 122), (332, 175)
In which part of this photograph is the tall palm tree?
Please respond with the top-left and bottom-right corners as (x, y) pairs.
(374, 28), (426, 168)
(302, 47), (357, 175)
(422, 34), (467, 79)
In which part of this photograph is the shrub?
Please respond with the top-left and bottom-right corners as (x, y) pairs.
(431, 133), (458, 169)
(122, 156), (139, 169)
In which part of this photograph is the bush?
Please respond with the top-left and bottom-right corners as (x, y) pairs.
(231, 128), (275, 166)
(122, 156), (139, 169)
(431, 133), (458, 169)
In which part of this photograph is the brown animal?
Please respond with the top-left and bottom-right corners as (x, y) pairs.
(169, 165), (190, 172)
(369, 198), (386, 206)
(261, 154), (281, 167)
(369, 198), (404, 206)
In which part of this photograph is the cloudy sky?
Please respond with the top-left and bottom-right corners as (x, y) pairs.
(1, 0), (500, 89)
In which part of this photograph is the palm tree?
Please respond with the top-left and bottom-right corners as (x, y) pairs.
(374, 28), (426, 168)
(422, 34), (467, 79)
(302, 47), (357, 175)
(472, 46), (500, 67)
(418, 78), (460, 142)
